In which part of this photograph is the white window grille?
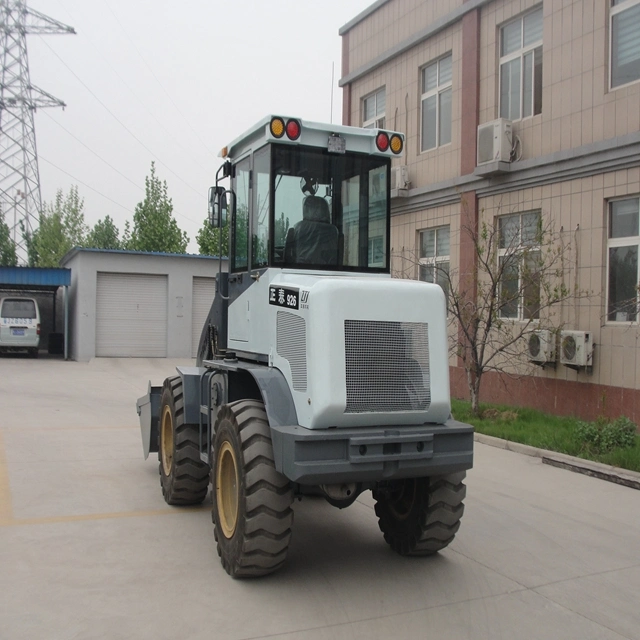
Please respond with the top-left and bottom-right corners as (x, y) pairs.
(419, 226), (450, 297)
(363, 89), (385, 129)
(607, 197), (640, 322)
(421, 54), (452, 152)
(497, 211), (541, 320)
(610, 0), (640, 89)
(499, 7), (543, 121)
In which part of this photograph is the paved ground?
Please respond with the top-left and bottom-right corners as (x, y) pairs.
(1, 356), (639, 640)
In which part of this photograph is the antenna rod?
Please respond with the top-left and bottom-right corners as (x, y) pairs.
(330, 62), (334, 124)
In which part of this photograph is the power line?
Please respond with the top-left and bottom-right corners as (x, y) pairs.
(40, 152), (202, 227)
(102, 0), (218, 161)
(37, 36), (206, 200)
(49, 0), (214, 176)
(41, 110), (143, 192)
(39, 153), (134, 213)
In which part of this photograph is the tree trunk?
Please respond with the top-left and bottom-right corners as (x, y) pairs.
(466, 367), (482, 417)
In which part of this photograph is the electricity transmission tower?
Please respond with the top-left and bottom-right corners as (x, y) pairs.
(0, 0), (74, 263)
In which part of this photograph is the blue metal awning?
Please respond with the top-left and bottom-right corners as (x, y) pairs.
(0, 266), (71, 290)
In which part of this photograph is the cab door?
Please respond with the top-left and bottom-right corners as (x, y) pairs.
(227, 156), (251, 344)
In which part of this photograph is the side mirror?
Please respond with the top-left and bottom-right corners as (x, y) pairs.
(208, 186), (227, 228)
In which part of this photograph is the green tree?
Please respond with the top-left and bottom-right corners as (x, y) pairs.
(0, 209), (17, 266)
(196, 218), (228, 257)
(27, 186), (88, 267)
(129, 162), (188, 253)
(86, 215), (121, 249)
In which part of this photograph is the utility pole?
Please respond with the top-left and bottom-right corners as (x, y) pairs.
(0, 0), (75, 263)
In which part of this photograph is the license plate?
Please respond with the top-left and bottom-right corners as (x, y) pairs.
(11, 328), (25, 336)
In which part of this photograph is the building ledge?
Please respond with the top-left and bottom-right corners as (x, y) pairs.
(390, 188), (410, 199)
(474, 161), (511, 177)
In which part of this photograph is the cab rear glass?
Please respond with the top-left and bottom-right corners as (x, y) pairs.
(1, 299), (36, 319)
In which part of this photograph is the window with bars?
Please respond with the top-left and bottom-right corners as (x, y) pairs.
(419, 226), (450, 297)
(497, 211), (541, 320)
(421, 54), (452, 152)
(611, 0), (640, 89)
(607, 198), (640, 322)
(363, 89), (386, 129)
(499, 7), (543, 121)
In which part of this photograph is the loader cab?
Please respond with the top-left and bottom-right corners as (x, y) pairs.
(219, 116), (404, 277)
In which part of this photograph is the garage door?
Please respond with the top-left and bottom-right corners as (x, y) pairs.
(96, 273), (168, 357)
(191, 277), (216, 357)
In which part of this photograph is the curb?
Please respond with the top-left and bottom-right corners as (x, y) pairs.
(474, 433), (640, 491)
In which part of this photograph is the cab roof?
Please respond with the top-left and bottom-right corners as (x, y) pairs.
(221, 115), (404, 162)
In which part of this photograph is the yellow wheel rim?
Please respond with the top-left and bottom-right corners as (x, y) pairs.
(216, 441), (239, 538)
(160, 405), (174, 476)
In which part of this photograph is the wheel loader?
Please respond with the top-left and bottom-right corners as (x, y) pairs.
(137, 115), (474, 578)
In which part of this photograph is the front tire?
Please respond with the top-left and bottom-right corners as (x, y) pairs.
(373, 472), (466, 556)
(158, 376), (210, 505)
(212, 400), (294, 578)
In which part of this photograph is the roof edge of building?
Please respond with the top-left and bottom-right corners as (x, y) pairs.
(338, 0), (391, 36)
(60, 247), (228, 266)
(339, 0), (491, 87)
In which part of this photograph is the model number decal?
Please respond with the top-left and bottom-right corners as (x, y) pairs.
(269, 286), (299, 310)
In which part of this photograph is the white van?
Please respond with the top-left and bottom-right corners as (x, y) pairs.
(0, 296), (41, 357)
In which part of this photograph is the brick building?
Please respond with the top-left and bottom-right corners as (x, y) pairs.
(339, 0), (640, 420)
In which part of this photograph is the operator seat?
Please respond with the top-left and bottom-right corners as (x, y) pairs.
(288, 196), (339, 265)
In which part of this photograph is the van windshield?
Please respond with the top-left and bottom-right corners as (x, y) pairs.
(1, 299), (36, 319)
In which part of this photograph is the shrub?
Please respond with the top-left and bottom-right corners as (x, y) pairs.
(574, 416), (637, 455)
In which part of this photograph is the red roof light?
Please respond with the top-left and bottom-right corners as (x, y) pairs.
(376, 132), (389, 152)
(286, 119), (301, 140)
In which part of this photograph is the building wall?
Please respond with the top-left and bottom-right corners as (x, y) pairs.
(348, 14), (463, 184)
(341, 0), (640, 420)
(61, 251), (226, 361)
(479, 0), (640, 161)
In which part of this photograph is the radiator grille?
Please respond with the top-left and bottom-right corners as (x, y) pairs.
(345, 320), (430, 413)
(277, 311), (307, 391)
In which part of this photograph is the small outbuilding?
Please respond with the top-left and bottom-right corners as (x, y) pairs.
(60, 248), (227, 361)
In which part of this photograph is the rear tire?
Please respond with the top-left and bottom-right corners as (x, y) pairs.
(212, 399), (294, 578)
(158, 376), (210, 505)
(373, 472), (466, 556)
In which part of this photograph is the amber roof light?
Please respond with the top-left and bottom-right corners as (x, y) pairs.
(270, 117), (285, 138)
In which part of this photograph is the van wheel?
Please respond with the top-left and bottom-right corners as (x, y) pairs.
(373, 472), (466, 556)
(158, 376), (210, 505)
(212, 400), (294, 578)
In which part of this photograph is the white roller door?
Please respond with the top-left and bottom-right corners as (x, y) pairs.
(191, 277), (216, 357)
(96, 272), (168, 357)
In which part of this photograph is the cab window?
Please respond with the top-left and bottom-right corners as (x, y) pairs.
(231, 158), (250, 271)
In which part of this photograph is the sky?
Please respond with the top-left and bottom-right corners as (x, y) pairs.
(26, 0), (374, 253)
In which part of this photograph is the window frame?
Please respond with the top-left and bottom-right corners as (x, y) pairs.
(418, 225), (450, 297)
(606, 196), (640, 323)
(498, 6), (543, 122)
(609, 0), (640, 91)
(420, 53), (453, 153)
(362, 88), (386, 129)
(230, 155), (251, 273)
(497, 210), (542, 321)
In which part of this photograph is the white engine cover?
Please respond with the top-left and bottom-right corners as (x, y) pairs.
(228, 270), (451, 429)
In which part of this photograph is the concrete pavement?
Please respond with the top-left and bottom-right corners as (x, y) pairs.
(1, 356), (639, 639)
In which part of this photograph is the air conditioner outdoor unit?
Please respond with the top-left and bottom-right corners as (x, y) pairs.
(528, 329), (555, 364)
(477, 118), (512, 165)
(560, 330), (594, 369)
(391, 165), (410, 190)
